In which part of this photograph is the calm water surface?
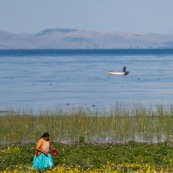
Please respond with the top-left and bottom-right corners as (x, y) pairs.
(0, 49), (173, 113)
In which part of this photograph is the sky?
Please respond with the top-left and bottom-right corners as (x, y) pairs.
(0, 0), (173, 35)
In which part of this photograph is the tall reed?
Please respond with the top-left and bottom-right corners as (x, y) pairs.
(1, 104), (173, 144)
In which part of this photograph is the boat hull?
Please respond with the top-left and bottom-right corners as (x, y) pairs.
(107, 71), (129, 75)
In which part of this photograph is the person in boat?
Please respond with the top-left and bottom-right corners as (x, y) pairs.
(123, 66), (126, 72)
(32, 132), (55, 170)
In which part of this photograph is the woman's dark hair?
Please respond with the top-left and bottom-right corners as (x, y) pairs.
(42, 132), (49, 138)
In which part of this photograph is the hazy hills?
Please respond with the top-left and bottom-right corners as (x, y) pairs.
(0, 28), (173, 49)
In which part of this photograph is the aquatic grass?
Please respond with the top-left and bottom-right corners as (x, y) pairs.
(1, 103), (173, 144)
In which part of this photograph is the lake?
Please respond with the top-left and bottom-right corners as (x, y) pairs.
(0, 49), (173, 113)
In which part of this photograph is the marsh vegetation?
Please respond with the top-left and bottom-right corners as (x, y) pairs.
(1, 103), (173, 144)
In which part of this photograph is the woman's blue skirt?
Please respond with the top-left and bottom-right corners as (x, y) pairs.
(32, 153), (54, 170)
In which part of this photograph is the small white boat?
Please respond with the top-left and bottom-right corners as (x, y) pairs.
(107, 71), (129, 75)
(107, 66), (129, 76)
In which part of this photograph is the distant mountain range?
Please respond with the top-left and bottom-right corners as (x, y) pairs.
(0, 28), (173, 49)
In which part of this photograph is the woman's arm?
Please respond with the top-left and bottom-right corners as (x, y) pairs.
(50, 143), (55, 150)
(36, 147), (49, 155)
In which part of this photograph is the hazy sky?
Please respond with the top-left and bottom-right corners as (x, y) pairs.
(0, 0), (173, 34)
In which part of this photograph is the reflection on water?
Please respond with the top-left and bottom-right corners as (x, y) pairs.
(55, 130), (170, 144)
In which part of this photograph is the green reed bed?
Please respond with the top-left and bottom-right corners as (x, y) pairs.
(1, 104), (173, 144)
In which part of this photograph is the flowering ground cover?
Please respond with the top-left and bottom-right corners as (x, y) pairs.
(1, 141), (173, 172)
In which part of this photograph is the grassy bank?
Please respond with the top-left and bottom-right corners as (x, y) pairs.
(1, 141), (173, 172)
(1, 103), (173, 144)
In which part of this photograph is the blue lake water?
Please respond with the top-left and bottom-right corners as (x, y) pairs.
(0, 49), (173, 113)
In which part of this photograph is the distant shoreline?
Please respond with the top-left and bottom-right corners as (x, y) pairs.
(1, 28), (173, 49)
